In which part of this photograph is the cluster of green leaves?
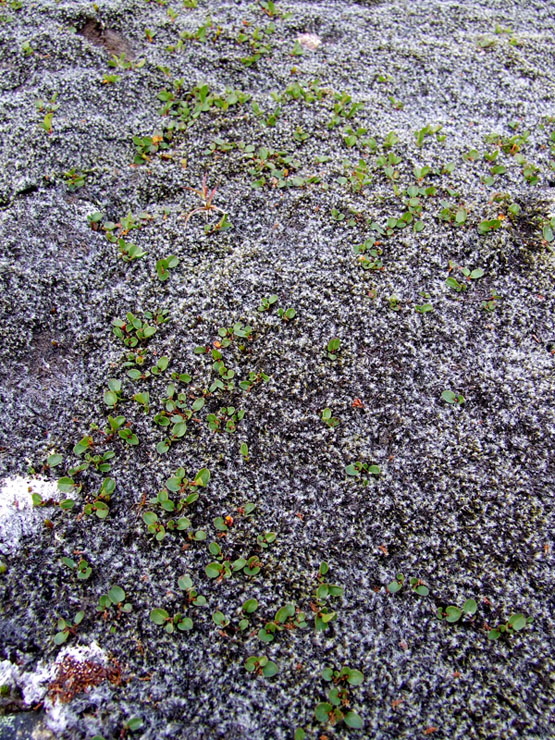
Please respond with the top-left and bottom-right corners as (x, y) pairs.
(415, 123), (443, 147)
(143, 467), (209, 540)
(328, 91), (364, 128)
(62, 556), (92, 581)
(245, 655), (278, 678)
(206, 539), (262, 580)
(113, 311), (166, 347)
(313, 562), (343, 631)
(314, 665), (364, 730)
(441, 389), (465, 405)
(488, 612), (532, 641)
(354, 237), (383, 271)
(437, 597), (477, 622)
(237, 22), (274, 66)
(54, 610), (84, 645)
(386, 573), (429, 596)
(345, 460), (381, 485)
(258, 602), (308, 643)
(244, 145), (307, 189)
(321, 408), (339, 428)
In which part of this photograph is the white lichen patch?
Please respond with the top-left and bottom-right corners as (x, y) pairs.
(0, 476), (59, 555)
(0, 642), (110, 735)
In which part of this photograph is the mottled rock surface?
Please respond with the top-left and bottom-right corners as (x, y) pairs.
(0, 0), (554, 738)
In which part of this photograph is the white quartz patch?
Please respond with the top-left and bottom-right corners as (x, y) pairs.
(0, 642), (110, 735)
(0, 477), (59, 556)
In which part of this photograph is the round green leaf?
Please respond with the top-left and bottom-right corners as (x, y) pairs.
(108, 586), (125, 604)
(314, 702), (332, 723)
(344, 710), (363, 729)
(445, 606), (462, 623)
(150, 608), (169, 625)
(347, 669), (364, 686)
(508, 613), (526, 631)
(262, 660), (278, 678)
(243, 598), (258, 614)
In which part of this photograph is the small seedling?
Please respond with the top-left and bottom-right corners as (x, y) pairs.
(321, 408), (339, 427)
(327, 338), (341, 360)
(97, 586), (132, 620)
(156, 255), (179, 281)
(441, 390), (465, 405)
(345, 461), (381, 484)
(277, 307), (296, 321)
(150, 608), (193, 633)
(245, 655), (278, 677)
(437, 598), (477, 623)
(54, 610), (84, 645)
(184, 175), (227, 227)
(62, 556), (92, 581)
(257, 294), (278, 312)
(488, 612), (532, 640)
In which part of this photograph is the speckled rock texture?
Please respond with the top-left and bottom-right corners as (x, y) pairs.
(0, 0), (554, 738)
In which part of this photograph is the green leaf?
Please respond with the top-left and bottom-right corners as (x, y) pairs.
(441, 390), (457, 404)
(488, 628), (501, 640)
(205, 562), (221, 579)
(150, 608), (169, 625)
(508, 613), (526, 631)
(314, 702), (332, 723)
(143, 511), (158, 526)
(57, 477), (76, 493)
(108, 586), (125, 604)
(445, 606), (462, 623)
(294, 729), (306, 740)
(455, 208), (467, 224)
(387, 580), (402, 594)
(463, 598), (477, 615)
(470, 268), (484, 279)
(543, 225), (554, 242)
(54, 630), (68, 645)
(126, 717), (143, 732)
(177, 616), (193, 631)
(104, 390), (118, 407)
(344, 710), (364, 729)
(347, 668), (364, 686)
(243, 598), (259, 614)
(47, 454), (63, 467)
(194, 468), (211, 487)
(345, 464), (360, 477)
(262, 660), (278, 677)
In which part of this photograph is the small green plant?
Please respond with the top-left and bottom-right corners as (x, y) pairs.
(478, 218), (502, 234)
(156, 255), (179, 281)
(441, 389), (465, 405)
(313, 562), (343, 631)
(54, 610), (84, 645)
(315, 663), (364, 729)
(437, 598), (477, 623)
(245, 655), (278, 677)
(345, 461), (380, 484)
(257, 294), (278, 312)
(258, 602), (308, 643)
(321, 408), (339, 427)
(113, 312), (159, 347)
(97, 586), (132, 619)
(415, 123), (443, 147)
(63, 168), (86, 191)
(326, 338), (341, 360)
(488, 612), (532, 640)
(150, 607), (193, 633)
(62, 556), (92, 581)
(386, 573), (429, 596)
